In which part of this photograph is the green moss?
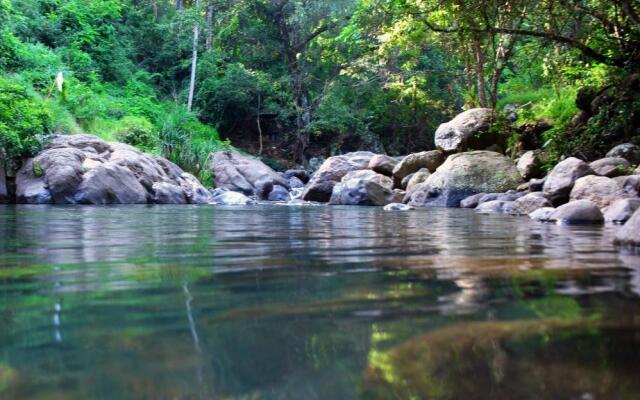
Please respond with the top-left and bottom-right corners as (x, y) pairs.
(32, 161), (43, 177)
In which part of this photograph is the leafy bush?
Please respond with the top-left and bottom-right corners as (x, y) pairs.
(159, 106), (230, 184)
(0, 76), (52, 166)
(113, 115), (159, 151)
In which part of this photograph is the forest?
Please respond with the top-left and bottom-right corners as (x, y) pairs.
(1, 0), (639, 184)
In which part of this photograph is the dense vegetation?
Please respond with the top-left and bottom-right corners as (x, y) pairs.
(1, 0), (639, 178)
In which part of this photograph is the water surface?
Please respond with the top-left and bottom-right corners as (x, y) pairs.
(1, 205), (639, 399)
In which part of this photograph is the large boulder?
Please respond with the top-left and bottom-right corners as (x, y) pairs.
(329, 179), (398, 206)
(341, 169), (394, 190)
(569, 175), (634, 209)
(604, 198), (640, 224)
(392, 151), (444, 182)
(542, 157), (594, 206)
(406, 151), (523, 207)
(589, 157), (631, 178)
(516, 150), (544, 180)
(434, 108), (500, 153)
(301, 152), (375, 202)
(210, 150), (289, 199)
(368, 155), (398, 177)
(607, 143), (640, 164)
(15, 134), (211, 205)
(548, 200), (604, 225)
(615, 208), (640, 247)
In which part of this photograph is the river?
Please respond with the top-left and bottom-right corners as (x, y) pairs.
(1, 204), (639, 399)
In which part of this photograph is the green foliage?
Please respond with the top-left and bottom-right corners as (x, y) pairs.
(0, 76), (52, 166)
(113, 116), (159, 152)
(159, 106), (230, 183)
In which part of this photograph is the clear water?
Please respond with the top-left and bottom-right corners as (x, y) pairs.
(0, 204), (639, 400)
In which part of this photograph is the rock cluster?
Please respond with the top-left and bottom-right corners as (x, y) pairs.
(14, 134), (211, 205)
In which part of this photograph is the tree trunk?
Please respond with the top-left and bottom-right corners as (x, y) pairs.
(176, 0), (183, 11)
(206, 4), (213, 50)
(471, 38), (488, 108)
(187, 0), (200, 113)
(257, 93), (264, 156)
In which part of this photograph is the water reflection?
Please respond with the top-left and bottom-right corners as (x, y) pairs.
(0, 204), (639, 399)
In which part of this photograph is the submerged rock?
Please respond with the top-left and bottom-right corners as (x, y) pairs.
(406, 151), (523, 208)
(434, 108), (499, 153)
(475, 200), (510, 214)
(614, 208), (640, 246)
(604, 198), (640, 224)
(210, 150), (289, 199)
(302, 152), (375, 202)
(543, 157), (594, 206)
(15, 134), (210, 205)
(548, 200), (604, 225)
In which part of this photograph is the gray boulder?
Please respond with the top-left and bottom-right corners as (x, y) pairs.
(301, 152), (375, 202)
(606, 143), (640, 164)
(507, 192), (552, 215)
(392, 150), (444, 182)
(569, 175), (633, 209)
(529, 177), (546, 192)
(460, 193), (486, 209)
(75, 163), (149, 205)
(529, 207), (556, 222)
(406, 151), (523, 207)
(475, 200), (510, 214)
(604, 199), (640, 224)
(614, 208), (640, 247)
(289, 176), (305, 189)
(548, 200), (604, 224)
(543, 158), (594, 206)
(589, 157), (631, 178)
(405, 169), (431, 192)
(153, 182), (187, 204)
(434, 108), (500, 153)
(15, 134), (211, 205)
(210, 150), (289, 198)
(341, 169), (394, 190)
(268, 185), (291, 202)
(283, 169), (310, 184)
(368, 155), (398, 176)
(329, 179), (397, 206)
(517, 150), (544, 180)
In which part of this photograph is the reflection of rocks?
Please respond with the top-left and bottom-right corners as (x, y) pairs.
(363, 320), (640, 400)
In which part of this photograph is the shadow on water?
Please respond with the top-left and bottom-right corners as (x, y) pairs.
(0, 204), (639, 399)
